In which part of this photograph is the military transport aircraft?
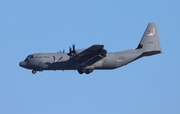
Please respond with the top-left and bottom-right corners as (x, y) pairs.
(19, 22), (161, 74)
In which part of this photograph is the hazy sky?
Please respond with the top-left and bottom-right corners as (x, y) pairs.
(0, 0), (180, 114)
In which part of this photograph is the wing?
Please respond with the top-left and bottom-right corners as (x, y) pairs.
(69, 45), (107, 69)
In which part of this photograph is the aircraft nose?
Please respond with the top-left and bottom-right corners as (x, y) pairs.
(19, 61), (27, 67)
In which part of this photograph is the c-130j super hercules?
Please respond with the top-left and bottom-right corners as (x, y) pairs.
(19, 22), (161, 74)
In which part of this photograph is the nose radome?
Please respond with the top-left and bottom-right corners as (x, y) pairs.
(19, 61), (26, 67)
(19, 62), (22, 67)
(19, 62), (21, 67)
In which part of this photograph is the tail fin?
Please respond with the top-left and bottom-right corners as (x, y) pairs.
(136, 22), (161, 56)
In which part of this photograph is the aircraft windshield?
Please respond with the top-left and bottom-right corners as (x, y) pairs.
(24, 55), (33, 62)
(29, 55), (33, 59)
(24, 57), (29, 62)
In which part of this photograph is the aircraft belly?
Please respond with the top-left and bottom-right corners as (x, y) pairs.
(93, 61), (103, 68)
(48, 59), (69, 70)
(101, 54), (116, 69)
(116, 52), (142, 67)
(125, 53), (142, 64)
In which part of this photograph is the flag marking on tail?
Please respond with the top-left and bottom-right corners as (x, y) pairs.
(147, 28), (155, 36)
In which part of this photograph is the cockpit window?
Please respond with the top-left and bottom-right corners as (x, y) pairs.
(24, 55), (33, 62)
(25, 58), (28, 61)
(29, 55), (33, 59)
(24, 57), (29, 62)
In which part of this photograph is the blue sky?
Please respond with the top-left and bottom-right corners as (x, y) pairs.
(0, 0), (180, 114)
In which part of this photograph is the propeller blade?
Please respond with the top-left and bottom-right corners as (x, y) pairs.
(72, 44), (75, 53)
(69, 46), (72, 53)
(73, 44), (75, 50)
(67, 47), (72, 56)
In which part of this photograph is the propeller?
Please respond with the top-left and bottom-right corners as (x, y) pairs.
(69, 46), (72, 53)
(67, 44), (76, 56)
(68, 47), (72, 56)
(72, 44), (75, 53)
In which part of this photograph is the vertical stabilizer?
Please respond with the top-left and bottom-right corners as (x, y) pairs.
(137, 22), (161, 55)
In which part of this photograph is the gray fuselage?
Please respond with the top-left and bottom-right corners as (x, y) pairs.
(19, 22), (162, 74)
(19, 49), (143, 71)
